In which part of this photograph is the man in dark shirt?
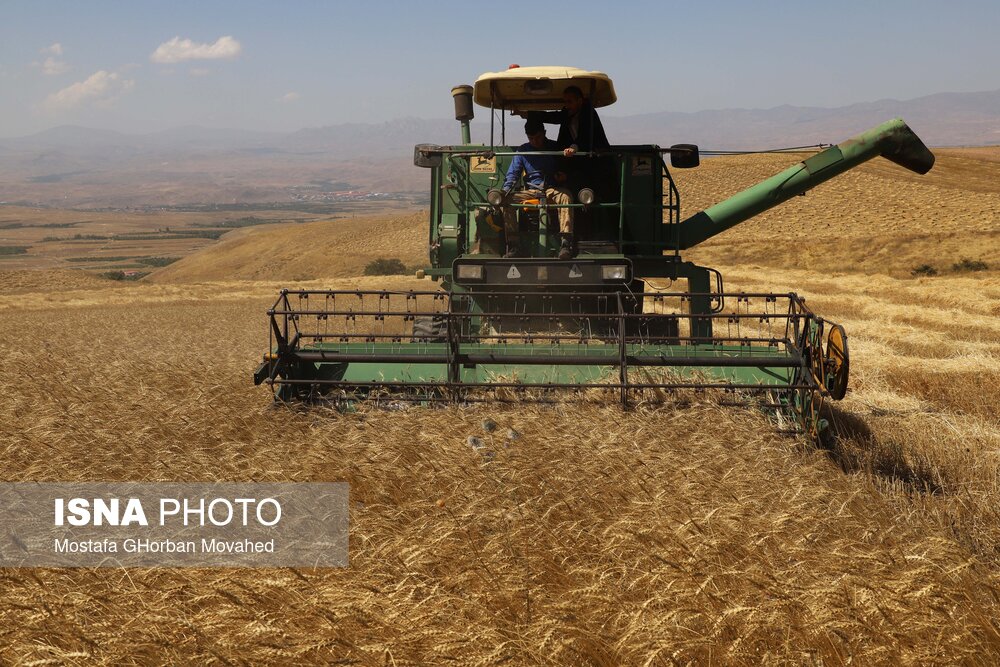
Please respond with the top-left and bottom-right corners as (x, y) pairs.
(535, 85), (613, 200)
(538, 85), (610, 156)
(501, 118), (575, 259)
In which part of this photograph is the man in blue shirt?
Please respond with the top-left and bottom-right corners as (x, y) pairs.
(501, 117), (575, 260)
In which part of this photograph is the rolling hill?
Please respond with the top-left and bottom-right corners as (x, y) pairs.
(148, 212), (426, 282)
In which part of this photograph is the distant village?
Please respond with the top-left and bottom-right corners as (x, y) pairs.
(287, 188), (405, 203)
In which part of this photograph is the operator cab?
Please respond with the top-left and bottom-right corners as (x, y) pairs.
(415, 65), (699, 287)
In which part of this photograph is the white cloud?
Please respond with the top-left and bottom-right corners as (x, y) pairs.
(150, 36), (242, 64)
(36, 43), (69, 75)
(44, 70), (134, 111)
(279, 92), (301, 103)
(42, 56), (69, 76)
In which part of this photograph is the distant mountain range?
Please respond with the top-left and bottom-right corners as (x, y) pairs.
(4, 87), (1000, 154)
(1, 88), (997, 207)
(0, 118), (462, 159)
(608, 89), (1000, 149)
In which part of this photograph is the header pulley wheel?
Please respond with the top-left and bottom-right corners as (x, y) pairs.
(825, 324), (849, 400)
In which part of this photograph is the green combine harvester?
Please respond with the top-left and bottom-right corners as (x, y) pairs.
(254, 66), (935, 437)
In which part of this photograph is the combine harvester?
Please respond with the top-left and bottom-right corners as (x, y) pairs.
(255, 66), (934, 437)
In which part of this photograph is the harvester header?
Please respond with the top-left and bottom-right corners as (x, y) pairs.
(254, 65), (935, 438)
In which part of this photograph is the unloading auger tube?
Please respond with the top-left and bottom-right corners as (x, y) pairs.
(254, 101), (934, 440)
(676, 118), (934, 248)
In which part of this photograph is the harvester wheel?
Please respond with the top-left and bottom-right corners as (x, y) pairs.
(824, 324), (850, 400)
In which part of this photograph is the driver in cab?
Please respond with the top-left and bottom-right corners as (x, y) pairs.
(501, 117), (575, 260)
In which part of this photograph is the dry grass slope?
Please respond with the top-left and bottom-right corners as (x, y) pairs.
(2, 148), (1000, 664)
(150, 212), (426, 282)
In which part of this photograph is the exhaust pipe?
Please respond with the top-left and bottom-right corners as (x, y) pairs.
(452, 85), (474, 144)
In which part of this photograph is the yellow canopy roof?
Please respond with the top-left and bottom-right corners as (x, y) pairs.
(472, 66), (616, 111)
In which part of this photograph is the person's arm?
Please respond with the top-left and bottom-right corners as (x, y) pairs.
(503, 154), (524, 192)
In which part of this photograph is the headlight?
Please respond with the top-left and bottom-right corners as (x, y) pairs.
(601, 264), (628, 280)
(578, 188), (595, 206)
(456, 264), (484, 281)
(486, 189), (505, 207)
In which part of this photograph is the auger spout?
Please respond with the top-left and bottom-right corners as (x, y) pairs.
(676, 118), (935, 249)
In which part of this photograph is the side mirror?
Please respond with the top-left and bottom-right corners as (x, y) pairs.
(414, 144), (442, 168)
(669, 144), (700, 169)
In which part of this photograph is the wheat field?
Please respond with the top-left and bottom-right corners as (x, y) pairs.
(1, 148), (999, 665)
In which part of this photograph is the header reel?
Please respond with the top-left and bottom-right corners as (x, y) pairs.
(254, 287), (849, 438)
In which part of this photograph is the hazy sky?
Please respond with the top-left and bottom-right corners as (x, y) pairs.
(1, 0), (998, 137)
